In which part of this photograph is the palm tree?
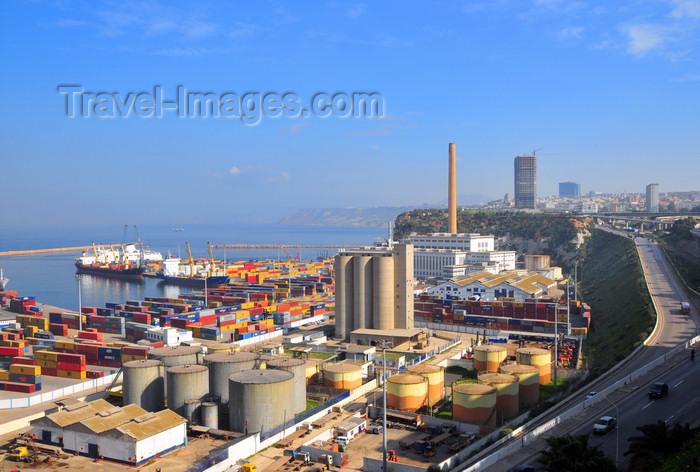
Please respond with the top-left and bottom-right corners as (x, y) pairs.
(624, 420), (696, 471)
(538, 433), (617, 472)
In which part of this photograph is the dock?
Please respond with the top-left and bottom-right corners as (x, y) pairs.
(0, 246), (95, 257)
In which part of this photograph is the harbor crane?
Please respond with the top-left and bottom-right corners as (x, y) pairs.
(280, 245), (300, 262)
(207, 241), (216, 276)
(185, 240), (195, 277)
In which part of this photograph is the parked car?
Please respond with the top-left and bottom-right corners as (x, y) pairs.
(585, 391), (597, 400)
(593, 416), (617, 434)
(648, 382), (669, 398)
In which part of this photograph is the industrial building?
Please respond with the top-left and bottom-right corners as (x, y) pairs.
(646, 183), (659, 213)
(426, 270), (557, 301)
(405, 233), (494, 252)
(514, 154), (537, 209)
(31, 399), (187, 465)
(414, 248), (516, 279)
(334, 243), (414, 340)
(559, 181), (580, 199)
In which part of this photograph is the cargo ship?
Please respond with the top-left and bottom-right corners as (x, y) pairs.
(74, 260), (146, 280)
(74, 242), (161, 280)
(156, 255), (228, 287)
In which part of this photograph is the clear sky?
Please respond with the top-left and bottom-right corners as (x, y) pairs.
(2, 1), (699, 226)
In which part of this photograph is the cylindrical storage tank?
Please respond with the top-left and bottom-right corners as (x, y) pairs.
(149, 345), (203, 395)
(305, 360), (319, 384)
(166, 364), (209, 417)
(406, 364), (444, 406)
(473, 345), (508, 373)
(499, 364), (540, 408)
(228, 370), (295, 435)
(372, 255), (394, 330)
(266, 357), (307, 415)
(323, 363), (362, 390)
(334, 255), (353, 340)
(206, 343), (237, 354)
(185, 399), (201, 425)
(386, 374), (428, 412)
(122, 359), (165, 412)
(204, 351), (259, 405)
(524, 255), (550, 271)
(480, 373), (519, 420)
(516, 348), (552, 384)
(353, 255), (373, 330)
(201, 402), (219, 429)
(452, 383), (497, 426)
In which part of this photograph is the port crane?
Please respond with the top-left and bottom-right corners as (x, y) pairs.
(185, 240), (195, 277)
(207, 241), (215, 276)
(280, 245), (300, 262)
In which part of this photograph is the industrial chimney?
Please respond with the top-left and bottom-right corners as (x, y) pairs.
(448, 142), (457, 233)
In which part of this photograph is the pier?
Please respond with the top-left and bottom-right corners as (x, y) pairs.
(0, 246), (94, 257)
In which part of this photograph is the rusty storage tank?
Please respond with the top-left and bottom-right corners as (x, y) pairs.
(499, 363), (540, 408)
(524, 255), (550, 271)
(305, 360), (319, 384)
(386, 374), (428, 412)
(516, 348), (552, 384)
(480, 373), (519, 420)
(185, 399), (201, 425)
(204, 351), (259, 405)
(206, 342), (237, 354)
(406, 364), (444, 406)
(323, 363), (362, 390)
(122, 359), (165, 412)
(166, 364), (209, 417)
(473, 344), (508, 373)
(149, 345), (203, 395)
(228, 369), (295, 435)
(201, 402), (219, 429)
(452, 383), (497, 426)
(266, 357), (307, 415)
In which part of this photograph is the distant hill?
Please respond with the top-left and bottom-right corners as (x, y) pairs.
(279, 206), (417, 227)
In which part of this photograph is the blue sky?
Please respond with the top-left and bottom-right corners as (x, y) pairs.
(2, 0), (700, 226)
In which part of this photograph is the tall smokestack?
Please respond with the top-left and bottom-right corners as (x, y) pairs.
(448, 142), (457, 233)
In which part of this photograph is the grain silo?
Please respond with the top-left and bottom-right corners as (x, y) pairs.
(166, 364), (209, 417)
(228, 370), (295, 435)
(452, 383), (497, 426)
(372, 255), (394, 330)
(149, 345), (203, 395)
(386, 374), (428, 412)
(334, 255), (353, 339)
(201, 402), (219, 429)
(499, 363), (540, 407)
(266, 357), (307, 415)
(122, 359), (164, 412)
(203, 351), (259, 405)
(480, 373), (519, 420)
(473, 344), (508, 373)
(323, 363), (362, 390)
(516, 347), (551, 384)
(352, 255), (373, 330)
(406, 364), (444, 406)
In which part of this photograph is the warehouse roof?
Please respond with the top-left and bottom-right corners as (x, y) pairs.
(33, 399), (114, 429)
(350, 328), (422, 338)
(71, 404), (148, 434)
(451, 271), (556, 292)
(108, 409), (187, 442)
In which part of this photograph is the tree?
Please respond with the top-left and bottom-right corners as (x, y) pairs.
(624, 420), (697, 472)
(538, 433), (617, 472)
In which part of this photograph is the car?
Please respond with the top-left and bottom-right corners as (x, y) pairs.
(648, 382), (669, 398)
(586, 391), (597, 399)
(593, 416), (617, 434)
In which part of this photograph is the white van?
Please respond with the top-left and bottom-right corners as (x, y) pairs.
(335, 436), (350, 445)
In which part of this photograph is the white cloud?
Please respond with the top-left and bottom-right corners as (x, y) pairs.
(229, 166), (241, 176)
(346, 3), (366, 18)
(558, 26), (584, 39)
(624, 24), (667, 55)
(670, 0), (700, 19)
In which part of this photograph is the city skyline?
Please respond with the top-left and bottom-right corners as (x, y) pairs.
(2, 1), (700, 225)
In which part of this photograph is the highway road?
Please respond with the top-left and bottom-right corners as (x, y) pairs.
(479, 226), (699, 471)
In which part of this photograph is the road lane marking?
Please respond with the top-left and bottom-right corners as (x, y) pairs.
(674, 380), (684, 388)
(642, 402), (654, 410)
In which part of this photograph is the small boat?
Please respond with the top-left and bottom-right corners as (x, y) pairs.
(172, 227), (185, 232)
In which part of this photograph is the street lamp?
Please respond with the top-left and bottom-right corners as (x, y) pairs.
(380, 340), (392, 472)
(604, 394), (620, 467)
(75, 274), (83, 331)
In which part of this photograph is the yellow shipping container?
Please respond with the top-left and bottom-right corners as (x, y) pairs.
(54, 341), (76, 351)
(121, 354), (147, 362)
(10, 364), (41, 376)
(57, 369), (86, 379)
(36, 359), (57, 368)
(109, 342), (132, 348)
(0, 370), (9, 381)
(190, 326), (202, 338)
(34, 350), (58, 361)
(24, 326), (38, 337)
(220, 324), (235, 332)
(240, 302), (254, 310)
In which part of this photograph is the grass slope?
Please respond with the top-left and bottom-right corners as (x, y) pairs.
(579, 230), (655, 376)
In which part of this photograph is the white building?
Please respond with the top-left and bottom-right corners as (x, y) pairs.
(414, 248), (516, 279)
(426, 270), (557, 302)
(405, 233), (494, 252)
(31, 399), (187, 465)
(145, 326), (194, 346)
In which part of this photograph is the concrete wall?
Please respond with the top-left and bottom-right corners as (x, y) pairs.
(101, 436), (135, 463)
(364, 457), (428, 472)
(134, 424), (187, 464)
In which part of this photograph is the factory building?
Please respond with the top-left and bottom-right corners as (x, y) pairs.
(334, 243), (414, 340)
(413, 248), (516, 279)
(405, 233), (494, 252)
(514, 154), (537, 209)
(427, 270), (557, 302)
(31, 399), (187, 465)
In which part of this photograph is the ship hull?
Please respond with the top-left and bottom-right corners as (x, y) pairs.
(75, 262), (145, 280)
(157, 275), (229, 287)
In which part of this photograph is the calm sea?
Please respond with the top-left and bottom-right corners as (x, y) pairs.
(0, 224), (385, 311)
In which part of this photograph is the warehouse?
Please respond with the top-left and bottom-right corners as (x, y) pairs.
(427, 270), (557, 302)
(31, 399), (187, 465)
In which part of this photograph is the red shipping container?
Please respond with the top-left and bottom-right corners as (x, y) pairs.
(43, 367), (57, 376)
(200, 314), (217, 325)
(12, 356), (36, 366)
(57, 362), (85, 371)
(3, 382), (37, 393)
(86, 370), (104, 379)
(99, 360), (122, 368)
(49, 323), (69, 336)
(0, 347), (22, 356)
(148, 342), (165, 348)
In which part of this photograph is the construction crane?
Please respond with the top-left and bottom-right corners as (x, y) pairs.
(185, 240), (195, 277)
(532, 147), (544, 156)
(280, 245), (300, 262)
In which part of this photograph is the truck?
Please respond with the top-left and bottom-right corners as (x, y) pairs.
(681, 302), (691, 316)
(399, 432), (430, 449)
